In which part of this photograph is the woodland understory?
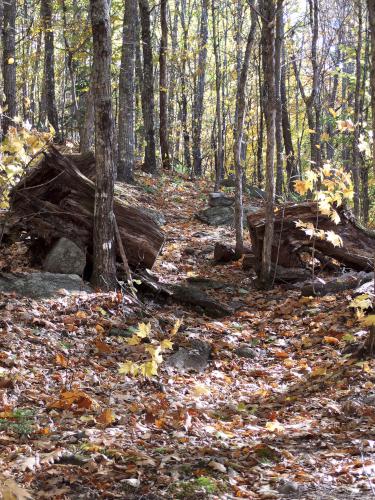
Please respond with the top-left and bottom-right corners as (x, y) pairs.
(0, 0), (375, 497)
(0, 174), (374, 499)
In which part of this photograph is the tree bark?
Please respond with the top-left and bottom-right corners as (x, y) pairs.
(280, 44), (297, 191)
(233, 4), (257, 256)
(117, 0), (137, 182)
(212, 0), (224, 190)
(2, 0), (16, 136)
(159, 0), (171, 169)
(192, 0), (208, 177)
(180, 0), (191, 172)
(368, 0), (375, 175)
(41, 0), (60, 138)
(275, 0), (283, 197)
(139, 0), (157, 174)
(259, 0), (277, 288)
(352, 0), (362, 218)
(90, 0), (117, 290)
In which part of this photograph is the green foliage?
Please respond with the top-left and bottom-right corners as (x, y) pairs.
(0, 408), (35, 437)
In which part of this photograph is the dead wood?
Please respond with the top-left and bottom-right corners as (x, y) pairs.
(7, 147), (165, 270)
(247, 202), (375, 272)
(301, 271), (373, 297)
(133, 270), (232, 318)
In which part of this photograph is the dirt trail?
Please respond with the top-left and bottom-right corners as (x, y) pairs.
(0, 174), (374, 499)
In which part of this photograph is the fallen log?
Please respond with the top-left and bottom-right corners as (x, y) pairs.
(8, 147), (165, 270)
(133, 271), (232, 318)
(247, 202), (375, 272)
(301, 272), (373, 297)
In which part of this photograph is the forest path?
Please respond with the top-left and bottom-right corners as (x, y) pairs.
(0, 173), (374, 499)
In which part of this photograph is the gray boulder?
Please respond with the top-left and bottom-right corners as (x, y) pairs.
(43, 238), (86, 276)
(0, 272), (92, 298)
(208, 192), (234, 207)
(195, 206), (234, 226)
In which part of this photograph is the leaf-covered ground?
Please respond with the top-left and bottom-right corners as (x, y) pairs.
(0, 173), (375, 499)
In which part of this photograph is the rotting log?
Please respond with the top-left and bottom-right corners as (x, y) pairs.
(8, 147), (165, 270)
(301, 272), (373, 297)
(247, 202), (375, 272)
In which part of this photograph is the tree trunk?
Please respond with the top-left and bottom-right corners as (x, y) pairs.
(180, 0), (191, 172)
(41, 0), (60, 138)
(117, 0), (137, 182)
(280, 44), (297, 191)
(352, 0), (362, 218)
(0, 0), (3, 139)
(90, 0), (117, 290)
(212, 0), (224, 190)
(192, 0), (208, 177)
(275, 0), (283, 197)
(368, 0), (375, 175)
(259, 0), (277, 288)
(168, 0), (179, 164)
(233, 4), (257, 256)
(159, 0), (171, 170)
(79, 71), (95, 154)
(139, 0), (157, 174)
(2, 0), (16, 136)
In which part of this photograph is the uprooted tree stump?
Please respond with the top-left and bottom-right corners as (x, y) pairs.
(7, 147), (165, 271)
(247, 202), (375, 273)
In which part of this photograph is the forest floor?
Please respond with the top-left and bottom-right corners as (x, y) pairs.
(0, 171), (375, 499)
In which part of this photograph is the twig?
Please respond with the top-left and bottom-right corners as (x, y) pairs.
(114, 216), (133, 288)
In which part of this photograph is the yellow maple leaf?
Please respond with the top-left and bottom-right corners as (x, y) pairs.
(127, 335), (141, 346)
(325, 230), (343, 247)
(265, 420), (285, 433)
(136, 322), (151, 338)
(294, 179), (309, 195)
(160, 339), (173, 350)
(170, 319), (182, 335)
(362, 315), (375, 327)
(118, 361), (139, 376)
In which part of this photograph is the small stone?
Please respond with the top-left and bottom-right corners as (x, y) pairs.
(235, 346), (256, 358)
(278, 481), (300, 495)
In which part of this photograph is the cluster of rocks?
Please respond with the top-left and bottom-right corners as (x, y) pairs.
(195, 187), (263, 227)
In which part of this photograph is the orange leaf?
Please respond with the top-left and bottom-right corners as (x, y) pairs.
(274, 350), (289, 359)
(55, 353), (68, 368)
(94, 339), (112, 353)
(323, 336), (340, 345)
(95, 324), (105, 335)
(97, 408), (116, 425)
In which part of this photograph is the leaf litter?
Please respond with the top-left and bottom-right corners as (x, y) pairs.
(0, 173), (374, 498)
